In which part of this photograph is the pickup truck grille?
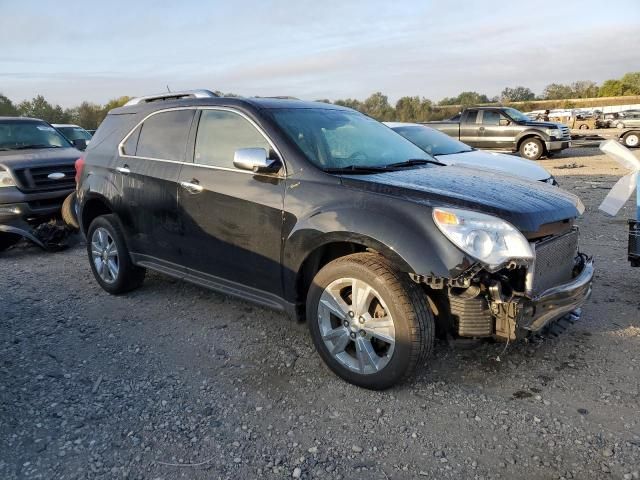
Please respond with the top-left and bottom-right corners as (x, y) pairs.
(559, 126), (571, 140)
(532, 230), (578, 294)
(13, 164), (76, 191)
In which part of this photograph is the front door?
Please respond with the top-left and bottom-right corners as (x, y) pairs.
(477, 110), (518, 150)
(177, 108), (286, 299)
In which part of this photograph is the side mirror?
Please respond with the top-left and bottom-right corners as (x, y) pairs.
(233, 148), (280, 173)
(72, 139), (87, 151)
(499, 118), (511, 126)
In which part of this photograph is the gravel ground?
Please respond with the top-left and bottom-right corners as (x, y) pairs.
(1, 147), (639, 480)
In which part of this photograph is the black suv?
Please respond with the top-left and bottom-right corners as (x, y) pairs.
(78, 90), (594, 389)
(0, 117), (80, 250)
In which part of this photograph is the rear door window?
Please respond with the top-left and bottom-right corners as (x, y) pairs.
(462, 110), (479, 124)
(136, 109), (195, 161)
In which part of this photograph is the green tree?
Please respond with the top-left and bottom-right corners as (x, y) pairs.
(395, 96), (433, 122)
(69, 101), (103, 129)
(439, 91), (490, 106)
(599, 79), (624, 97)
(17, 95), (71, 123)
(500, 86), (535, 102)
(571, 80), (598, 98)
(361, 92), (395, 121)
(620, 72), (640, 95)
(333, 98), (364, 112)
(542, 83), (574, 100)
(0, 94), (18, 116)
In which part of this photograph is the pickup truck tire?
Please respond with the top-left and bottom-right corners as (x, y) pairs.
(306, 252), (434, 390)
(61, 192), (80, 230)
(87, 214), (146, 294)
(519, 137), (544, 160)
(622, 131), (640, 148)
(0, 233), (21, 252)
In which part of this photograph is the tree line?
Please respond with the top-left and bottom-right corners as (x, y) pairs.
(1, 71), (639, 127)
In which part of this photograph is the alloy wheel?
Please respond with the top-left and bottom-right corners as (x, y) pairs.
(317, 277), (396, 375)
(91, 227), (119, 284)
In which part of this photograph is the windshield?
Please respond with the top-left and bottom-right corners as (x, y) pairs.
(392, 125), (473, 156)
(0, 120), (71, 150)
(270, 108), (433, 169)
(57, 126), (92, 141)
(502, 107), (531, 122)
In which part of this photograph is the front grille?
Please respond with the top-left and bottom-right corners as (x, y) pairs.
(13, 164), (76, 191)
(560, 126), (571, 140)
(532, 229), (578, 294)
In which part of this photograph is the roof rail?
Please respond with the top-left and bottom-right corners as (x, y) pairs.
(124, 89), (219, 106)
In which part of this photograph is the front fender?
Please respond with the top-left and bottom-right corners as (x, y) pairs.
(515, 129), (550, 145)
(282, 191), (475, 292)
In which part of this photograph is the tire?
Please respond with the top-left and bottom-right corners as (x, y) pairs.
(578, 124), (589, 130)
(622, 131), (640, 148)
(306, 252), (434, 390)
(616, 122), (625, 129)
(61, 192), (80, 230)
(0, 233), (21, 252)
(519, 137), (544, 160)
(86, 214), (145, 294)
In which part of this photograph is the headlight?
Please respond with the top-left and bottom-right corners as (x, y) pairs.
(433, 208), (533, 269)
(0, 168), (15, 187)
(545, 128), (562, 138)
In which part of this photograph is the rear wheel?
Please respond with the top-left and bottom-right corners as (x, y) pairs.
(306, 253), (434, 390)
(87, 214), (145, 294)
(519, 137), (544, 160)
(578, 124), (589, 130)
(0, 233), (21, 252)
(616, 122), (626, 129)
(622, 131), (640, 148)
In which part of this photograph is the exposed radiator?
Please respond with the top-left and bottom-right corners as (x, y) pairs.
(532, 230), (578, 295)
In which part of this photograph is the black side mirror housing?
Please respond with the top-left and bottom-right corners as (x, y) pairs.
(72, 139), (87, 151)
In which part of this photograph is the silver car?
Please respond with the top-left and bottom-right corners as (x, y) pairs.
(385, 122), (557, 185)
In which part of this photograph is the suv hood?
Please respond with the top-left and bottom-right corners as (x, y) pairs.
(340, 166), (583, 233)
(0, 147), (80, 170)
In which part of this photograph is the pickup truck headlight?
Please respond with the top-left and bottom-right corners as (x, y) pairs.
(545, 128), (562, 138)
(0, 168), (16, 187)
(433, 208), (533, 269)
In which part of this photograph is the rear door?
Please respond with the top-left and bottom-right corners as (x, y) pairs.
(459, 110), (481, 146)
(117, 108), (195, 268)
(177, 108), (286, 298)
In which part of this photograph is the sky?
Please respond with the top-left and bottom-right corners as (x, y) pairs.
(1, 0), (639, 107)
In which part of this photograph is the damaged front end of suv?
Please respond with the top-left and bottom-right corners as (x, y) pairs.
(411, 207), (594, 341)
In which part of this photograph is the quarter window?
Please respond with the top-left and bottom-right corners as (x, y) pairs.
(135, 110), (195, 161)
(194, 110), (271, 169)
(122, 125), (141, 155)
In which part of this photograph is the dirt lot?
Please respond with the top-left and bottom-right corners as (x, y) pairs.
(1, 147), (639, 480)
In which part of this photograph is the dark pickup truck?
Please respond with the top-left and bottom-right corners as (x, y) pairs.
(428, 106), (572, 160)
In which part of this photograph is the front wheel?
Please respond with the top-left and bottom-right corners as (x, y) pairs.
(306, 253), (434, 390)
(519, 137), (544, 160)
(623, 131), (640, 148)
(87, 214), (146, 294)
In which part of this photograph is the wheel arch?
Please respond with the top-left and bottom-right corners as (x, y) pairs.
(80, 194), (114, 235)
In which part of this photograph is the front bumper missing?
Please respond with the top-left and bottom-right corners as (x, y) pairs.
(487, 255), (594, 341)
(519, 257), (594, 332)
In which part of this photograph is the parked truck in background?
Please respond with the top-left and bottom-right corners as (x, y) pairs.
(427, 106), (572, 160)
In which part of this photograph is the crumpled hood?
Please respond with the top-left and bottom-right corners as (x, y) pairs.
(0, 147), (81, 170)
(340, 165), (583, 233)
(434, 150), (551, 181)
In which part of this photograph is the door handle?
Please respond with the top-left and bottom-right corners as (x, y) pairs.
(116, 165), (130, 174)
(180, 180), (204, 194)
(478, 127), (485, 132)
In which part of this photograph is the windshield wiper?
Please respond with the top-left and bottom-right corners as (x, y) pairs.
(323, 165), (394, 174)
(435, 150), (473, 156)
(385, 158), (445, 168)
(12, 144), (60, 150)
